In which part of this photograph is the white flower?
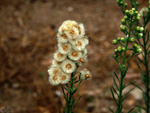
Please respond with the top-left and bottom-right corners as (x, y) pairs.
(68, 39), (76, 45)
(52, 60), (62, 67)
(61, 59), (76, 73)
(65, 26), (80, 39)
(49, 74), (60, 85)
(77, 56), (88, 66)
(139, 7), (148, 17)
(81, 48), (87, 56)
(58, 20), (85, 39)
(82, 36), (89, 46)
(48, 67), (62, 76)
(58, 43), (72, 54)
(60, 73), (70, 84)
(77, 23), (85, 38)
(48, 67), (62, 85)
(53, 51), (66, 62)
(58, 20), (78, 34)
(57, 33), (68, 43)
(80, 69), (91, 80)
(72, 38), (86, 51)
(68, 50), (82, 61)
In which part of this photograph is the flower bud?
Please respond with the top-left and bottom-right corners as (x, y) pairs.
(135, 48), (142, 53)
(120, 1), (124, 6)
(121, 19), (126, 25)
(136, 2), (139, 6)
(120, 25), (127, 32)
(129, 10), (134, 16)
(124, 15), (128, 20)
(124, 3), (128, 8)
(115, 49), (118, 54)
(117, 37), (121, 41)
(135, 11), (138, 15)
(121, 65), (125, 70)
(121, 37), (125, 42)
(134, 26), (140, 31)
(139, 27), (144, 32)
(132, 8), (135, 11)
(129, 37), (135, 42)
(133, 43), (138, 48)
(135, 14), (141, 20)
(125, 10), (129, 15)
(122, 47), (125, 51)
(137, 33), (143, 39)
(118, 46), (122, 52)
(112, 39), (118, 45)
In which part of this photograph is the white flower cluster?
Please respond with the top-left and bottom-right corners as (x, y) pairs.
(48, 20), (90, 85)
(139, 7), (148, 17)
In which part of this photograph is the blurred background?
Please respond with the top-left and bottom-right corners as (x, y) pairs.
(0, 0), (149, 113)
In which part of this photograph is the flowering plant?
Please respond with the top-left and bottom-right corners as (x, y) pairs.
(110, 0), (150, 113)
(48, 20), (91, 113)
(110, 1), (144, 113)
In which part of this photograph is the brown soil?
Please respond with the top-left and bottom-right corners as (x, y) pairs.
(0, 0), (149, 113)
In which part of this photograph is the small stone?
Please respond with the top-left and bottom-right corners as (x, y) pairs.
(67, 7), (74, 12)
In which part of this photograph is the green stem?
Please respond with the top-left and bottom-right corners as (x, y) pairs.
(67, 73), (75, 113)
(117, 19), (132, 113)
(142, 24), (150, 113)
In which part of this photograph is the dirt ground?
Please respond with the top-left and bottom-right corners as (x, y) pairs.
(0, 0), (149, 113)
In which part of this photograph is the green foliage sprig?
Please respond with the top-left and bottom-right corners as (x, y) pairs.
(60, 69), (83, 113)
(110, 1), (144, 113)
(132, 1), (150, 113)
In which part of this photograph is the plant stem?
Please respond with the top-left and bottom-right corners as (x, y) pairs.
(66, 71), (77, 113)
(142, 24), (150, 113)
(117, 19), (132, 113)
(117, 71), (124, 113)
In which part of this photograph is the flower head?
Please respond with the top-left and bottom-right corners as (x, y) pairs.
(52, 60), (62, 67)
(68, 50), (82, 61)
(80, 69), (92, 80)
(72, 38), (86, 51)
(61, 59), (76, 73)
(53, 51), (66, 62)
(58, 43), (72, 54)
(57, 33), (68, 43)
(48, 67), (62, 76)
(58, 20), (85, 39)
(48, 20), (90, 85)
(60, 73), (70, 84)
(49, 74), (60, 85)
(139, 7), (148, 17)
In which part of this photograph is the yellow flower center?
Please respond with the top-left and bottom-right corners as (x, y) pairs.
(66, 64), (72, 69)
(63, 45), (69, 51)
(52, 75), (58, 81)
(72, 51), (78, 57)
(57, 52), (63, 58)
(61, 75), (67, 81)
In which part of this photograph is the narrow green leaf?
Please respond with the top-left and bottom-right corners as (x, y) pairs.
(137, 57), (145, 65)
(113, 77), (119, 90)
(114, 72), (119, 81)
(112, 86), (119, 96)
(75, 96), (82, 105)
(122, 88), (134, 101)
(128, 108), (134, 113)
(108, 107), (114, 113)
(129, 82), (144, 92)
(124, 63), (130, 76)
(136, 61), (143, 73)
(59, 105), (61, 113)
(62, 86), (67, 100)
(110, 87), (117, 105)
(142, 92), (146, 102)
